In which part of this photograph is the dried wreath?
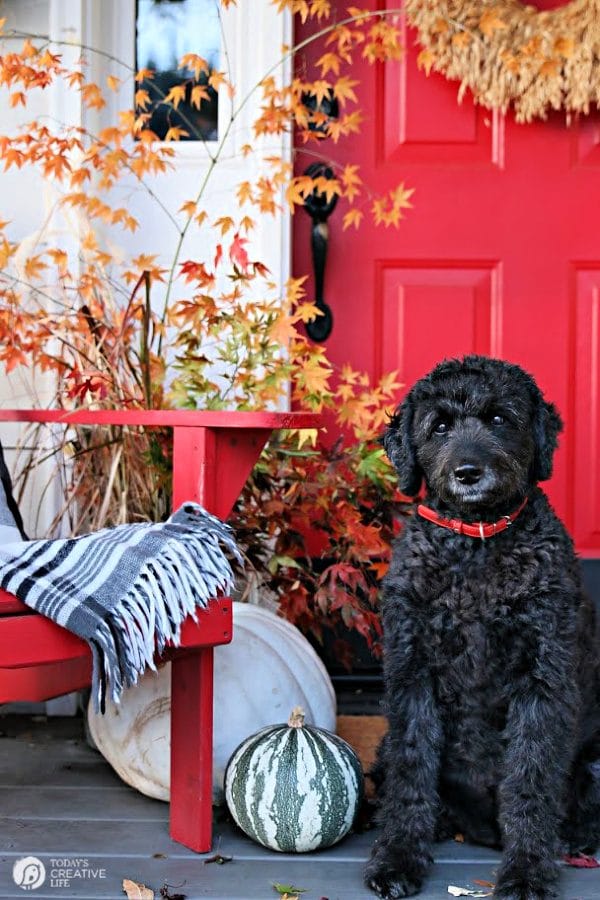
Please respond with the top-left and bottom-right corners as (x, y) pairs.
(405, 0), (600, 123)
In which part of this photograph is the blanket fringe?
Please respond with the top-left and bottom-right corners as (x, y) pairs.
(89, 503), (241, 711)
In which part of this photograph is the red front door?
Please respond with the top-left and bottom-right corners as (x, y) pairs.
(293, 1), (600, 558)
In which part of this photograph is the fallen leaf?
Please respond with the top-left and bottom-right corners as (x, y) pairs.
(563, 853), (600, 868)
(152, 853), (167, 859)
(203, 853), (233, 865)
(447, 888), (491, 898)
(273, 885), (307, 895)
(473, 881), (495, 889)
(454, 832), (465, 842)
(159, 885), (186, 900)
(123, 879), (154, 899)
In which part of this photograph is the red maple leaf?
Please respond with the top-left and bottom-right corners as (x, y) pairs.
(179, 260), (214, 287)
(229, 232), (249, 272)
(563, 853), (600, 868)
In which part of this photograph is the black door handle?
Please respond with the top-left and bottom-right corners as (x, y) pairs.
(302, 162), (338, 342)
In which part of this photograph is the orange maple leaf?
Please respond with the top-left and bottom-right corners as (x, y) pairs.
(179, 200), (197, 217)
(135, 89), (151, 110)
(237, 181), (254, 206)
(81, 83), (106, 110)
(341, 163), (362, 200)
(310, 0), (331, 19)
(24, 254), (48, 280)
(297, 355), (333, 397)
(191, 84), (210, 109)
(343, 208), (363, 230)
(333, 75), (359, 105)
(164, 126), (189, 141)
(308, 80), (333, 106)
(214, 216), (234, 236)
(165, 84), (186, 110)
(21, 38), (37, 59)
(135, 68), (155, 83)
(47, 249), (69, 270)
(5, 349), (29, 374)
(313, 175), (341, 204)
(208, 71), (227, 92)
(179, 53), (209, 80)
(316, 52), (340, 76)
(269, 313), (299, 346)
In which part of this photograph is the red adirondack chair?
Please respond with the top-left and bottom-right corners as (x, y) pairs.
(0, 408), (320, 852)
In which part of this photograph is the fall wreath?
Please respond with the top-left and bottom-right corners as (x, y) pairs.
(405, 0), (600, 122)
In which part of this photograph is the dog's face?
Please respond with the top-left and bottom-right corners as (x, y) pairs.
(383, 356), (562, 513)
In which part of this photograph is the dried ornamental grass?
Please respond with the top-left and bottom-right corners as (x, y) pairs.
(405, 0), (600, 123)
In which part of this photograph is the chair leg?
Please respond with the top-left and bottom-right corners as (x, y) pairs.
(170, 647), (214, 852)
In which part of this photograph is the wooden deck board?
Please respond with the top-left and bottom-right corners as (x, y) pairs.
(0, 716), (598, 899)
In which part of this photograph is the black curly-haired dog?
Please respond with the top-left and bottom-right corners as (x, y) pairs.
(366, 356), (600, 900)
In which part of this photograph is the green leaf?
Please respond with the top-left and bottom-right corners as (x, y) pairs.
(267, 555), (301, 575)
(272, 884), (307, 895)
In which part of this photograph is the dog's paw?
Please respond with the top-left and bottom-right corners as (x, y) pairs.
(364, 867), (422, 899)
(364, 849), (425, 898)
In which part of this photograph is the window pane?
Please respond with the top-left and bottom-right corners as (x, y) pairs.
(135, 0), (220, 141)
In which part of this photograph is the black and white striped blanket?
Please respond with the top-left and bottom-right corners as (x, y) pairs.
(0, 455), (241, 710)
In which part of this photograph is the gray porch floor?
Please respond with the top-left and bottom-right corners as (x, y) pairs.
(0, 717), (597, 900)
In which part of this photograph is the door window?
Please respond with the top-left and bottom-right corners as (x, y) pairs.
(135, 0), (220, 141)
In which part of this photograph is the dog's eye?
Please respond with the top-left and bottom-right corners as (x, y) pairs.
(434, 420), (450, 435)
(491, 414), (505, 426)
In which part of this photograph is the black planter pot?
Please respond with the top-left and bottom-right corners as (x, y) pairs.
(306, 622), (384, 715)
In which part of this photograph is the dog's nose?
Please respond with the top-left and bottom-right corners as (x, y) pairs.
(454, 464), (482, 485)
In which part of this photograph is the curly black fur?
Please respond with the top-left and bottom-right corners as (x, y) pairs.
(366, 356), (600, 900)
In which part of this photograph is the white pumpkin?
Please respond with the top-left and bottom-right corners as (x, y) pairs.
(87, 602), (336, 803)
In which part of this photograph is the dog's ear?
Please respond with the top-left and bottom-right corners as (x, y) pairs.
(531, 397), (563, 482)
(382, 394), (422, 496)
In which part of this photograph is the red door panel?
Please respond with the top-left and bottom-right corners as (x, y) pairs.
(294, 1), (600, 556)
(383, 19), (503, 166)
(379, 264), (499, 385)
(573, 268), (600, 552)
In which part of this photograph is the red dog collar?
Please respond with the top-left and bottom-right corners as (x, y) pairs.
(417, 497), (528, 540)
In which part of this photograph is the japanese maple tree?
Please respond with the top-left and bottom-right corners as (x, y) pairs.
(0, 1), (410, 650)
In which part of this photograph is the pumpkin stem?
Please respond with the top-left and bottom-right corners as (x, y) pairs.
(288, 706), (306, 728)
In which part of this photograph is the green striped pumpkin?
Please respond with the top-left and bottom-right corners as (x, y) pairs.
(224, 707), (363, 853)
